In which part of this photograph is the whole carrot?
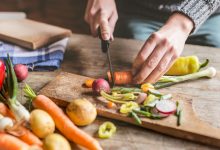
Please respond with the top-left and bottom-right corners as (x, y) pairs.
(107, 71), (132, 85)
(18, 126), (43, 146)
(0, 133), (30, 150)
(24, 84), (102, 150)
(0, 102), (42, 146)
(0, 102), (15, 119)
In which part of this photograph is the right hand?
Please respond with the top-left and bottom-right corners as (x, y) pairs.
(84, 0), (118, 40)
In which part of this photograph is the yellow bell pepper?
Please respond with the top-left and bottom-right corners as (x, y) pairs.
(166, 56), (209, 75)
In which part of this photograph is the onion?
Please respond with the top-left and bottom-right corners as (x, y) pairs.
(0, 117), (14, 132)
(92, 78), (110, 94)
(135, 93), (147, 104)
(14, 64), (28, 82)
(9, 101), (30, 122)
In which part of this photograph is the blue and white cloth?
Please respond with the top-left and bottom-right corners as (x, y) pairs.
(0, 38), (69, 71)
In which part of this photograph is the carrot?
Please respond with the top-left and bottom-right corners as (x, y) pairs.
(0, 102), (15, 119)
(18, 126), (43, 146)
(107, 71), (132, 85)
(24, 85), (102, 150)
(0, 133), (30, 150)
(0, 102), (42, 146)
(107, 101), (117, 109)
(85, 78), (95, 88)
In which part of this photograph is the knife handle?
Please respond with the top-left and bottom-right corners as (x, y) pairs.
(98, 27), (110, 53)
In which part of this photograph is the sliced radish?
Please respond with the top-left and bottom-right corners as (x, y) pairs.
(151, 107), (170, 118)
(156, 100), (176, 114)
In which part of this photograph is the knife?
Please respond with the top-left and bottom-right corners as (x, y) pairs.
(98, 27), (115, 87)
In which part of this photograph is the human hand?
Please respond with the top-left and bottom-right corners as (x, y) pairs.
(84, 0), (118, 40)
(132, 13), (194, 84)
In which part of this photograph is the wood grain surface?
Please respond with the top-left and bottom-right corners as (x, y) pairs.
(20, 34), (220, 150)
(0, 19), (72, 49)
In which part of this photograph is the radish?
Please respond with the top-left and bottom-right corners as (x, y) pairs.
(150, 107), (170, 118)
(135, 93), (147, 104)
(92, 78), (110, 94)
(14, 64), (28, 82)
(156, 100), (176, 114)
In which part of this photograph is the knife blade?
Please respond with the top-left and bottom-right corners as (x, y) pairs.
(98, 27), (115, 87)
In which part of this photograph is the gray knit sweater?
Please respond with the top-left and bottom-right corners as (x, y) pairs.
(117, 0), (220, 31)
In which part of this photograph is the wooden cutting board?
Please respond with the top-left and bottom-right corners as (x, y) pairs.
(0, 19), (72, 49)
(39, 72), (220, 148)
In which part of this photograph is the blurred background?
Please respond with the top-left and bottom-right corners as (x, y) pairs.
(0, 0), (90, 34)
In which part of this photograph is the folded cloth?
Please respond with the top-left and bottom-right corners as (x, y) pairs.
(0, 38), (69, 71)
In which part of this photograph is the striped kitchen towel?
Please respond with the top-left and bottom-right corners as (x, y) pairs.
(0, 38), (69, 71)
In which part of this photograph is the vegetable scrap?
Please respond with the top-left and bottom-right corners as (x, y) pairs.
(141, 83), (154, 92)
(107, 101), (117, 109)
(98, 121), (116, 139)
(101, 85), (180, 125)
(84, 78), (95, 88)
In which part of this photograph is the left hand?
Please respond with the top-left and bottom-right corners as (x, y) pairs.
(132, 13), (194, 84)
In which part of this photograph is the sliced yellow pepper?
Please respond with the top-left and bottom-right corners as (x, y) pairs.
(98, 121), (116, 139)
(120, 102), (139, 114)
(141, 83), (154, 92)
(166, 56), (209, 76)
(143, 94), (158, 106)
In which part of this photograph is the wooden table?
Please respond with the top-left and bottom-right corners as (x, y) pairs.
(20, 34), (220, 150)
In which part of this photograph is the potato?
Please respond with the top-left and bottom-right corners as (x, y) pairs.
(30, 109), (55, 138)
(43, 133), (71, 150)
(66, 98), (97, 126)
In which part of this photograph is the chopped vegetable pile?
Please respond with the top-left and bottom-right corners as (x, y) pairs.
(100, 85), (181, 126)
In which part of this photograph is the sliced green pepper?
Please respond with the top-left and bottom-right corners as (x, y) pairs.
(120, 101), (139, 114)
(98, 121), (116, 139)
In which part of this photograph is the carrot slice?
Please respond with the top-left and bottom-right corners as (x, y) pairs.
(107, 71), (132, 85)
(85, 79), (95, 88)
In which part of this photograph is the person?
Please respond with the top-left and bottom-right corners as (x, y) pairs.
(84, 0), (220, 84)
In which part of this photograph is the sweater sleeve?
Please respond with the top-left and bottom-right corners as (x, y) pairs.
(174, 0), (220, 32)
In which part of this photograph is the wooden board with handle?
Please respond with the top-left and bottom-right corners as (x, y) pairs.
(39, 72), (220, 148)
(0, 19), (72, 49)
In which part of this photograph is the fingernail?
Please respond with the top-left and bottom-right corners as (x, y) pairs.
(103, 33), (109, 40)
